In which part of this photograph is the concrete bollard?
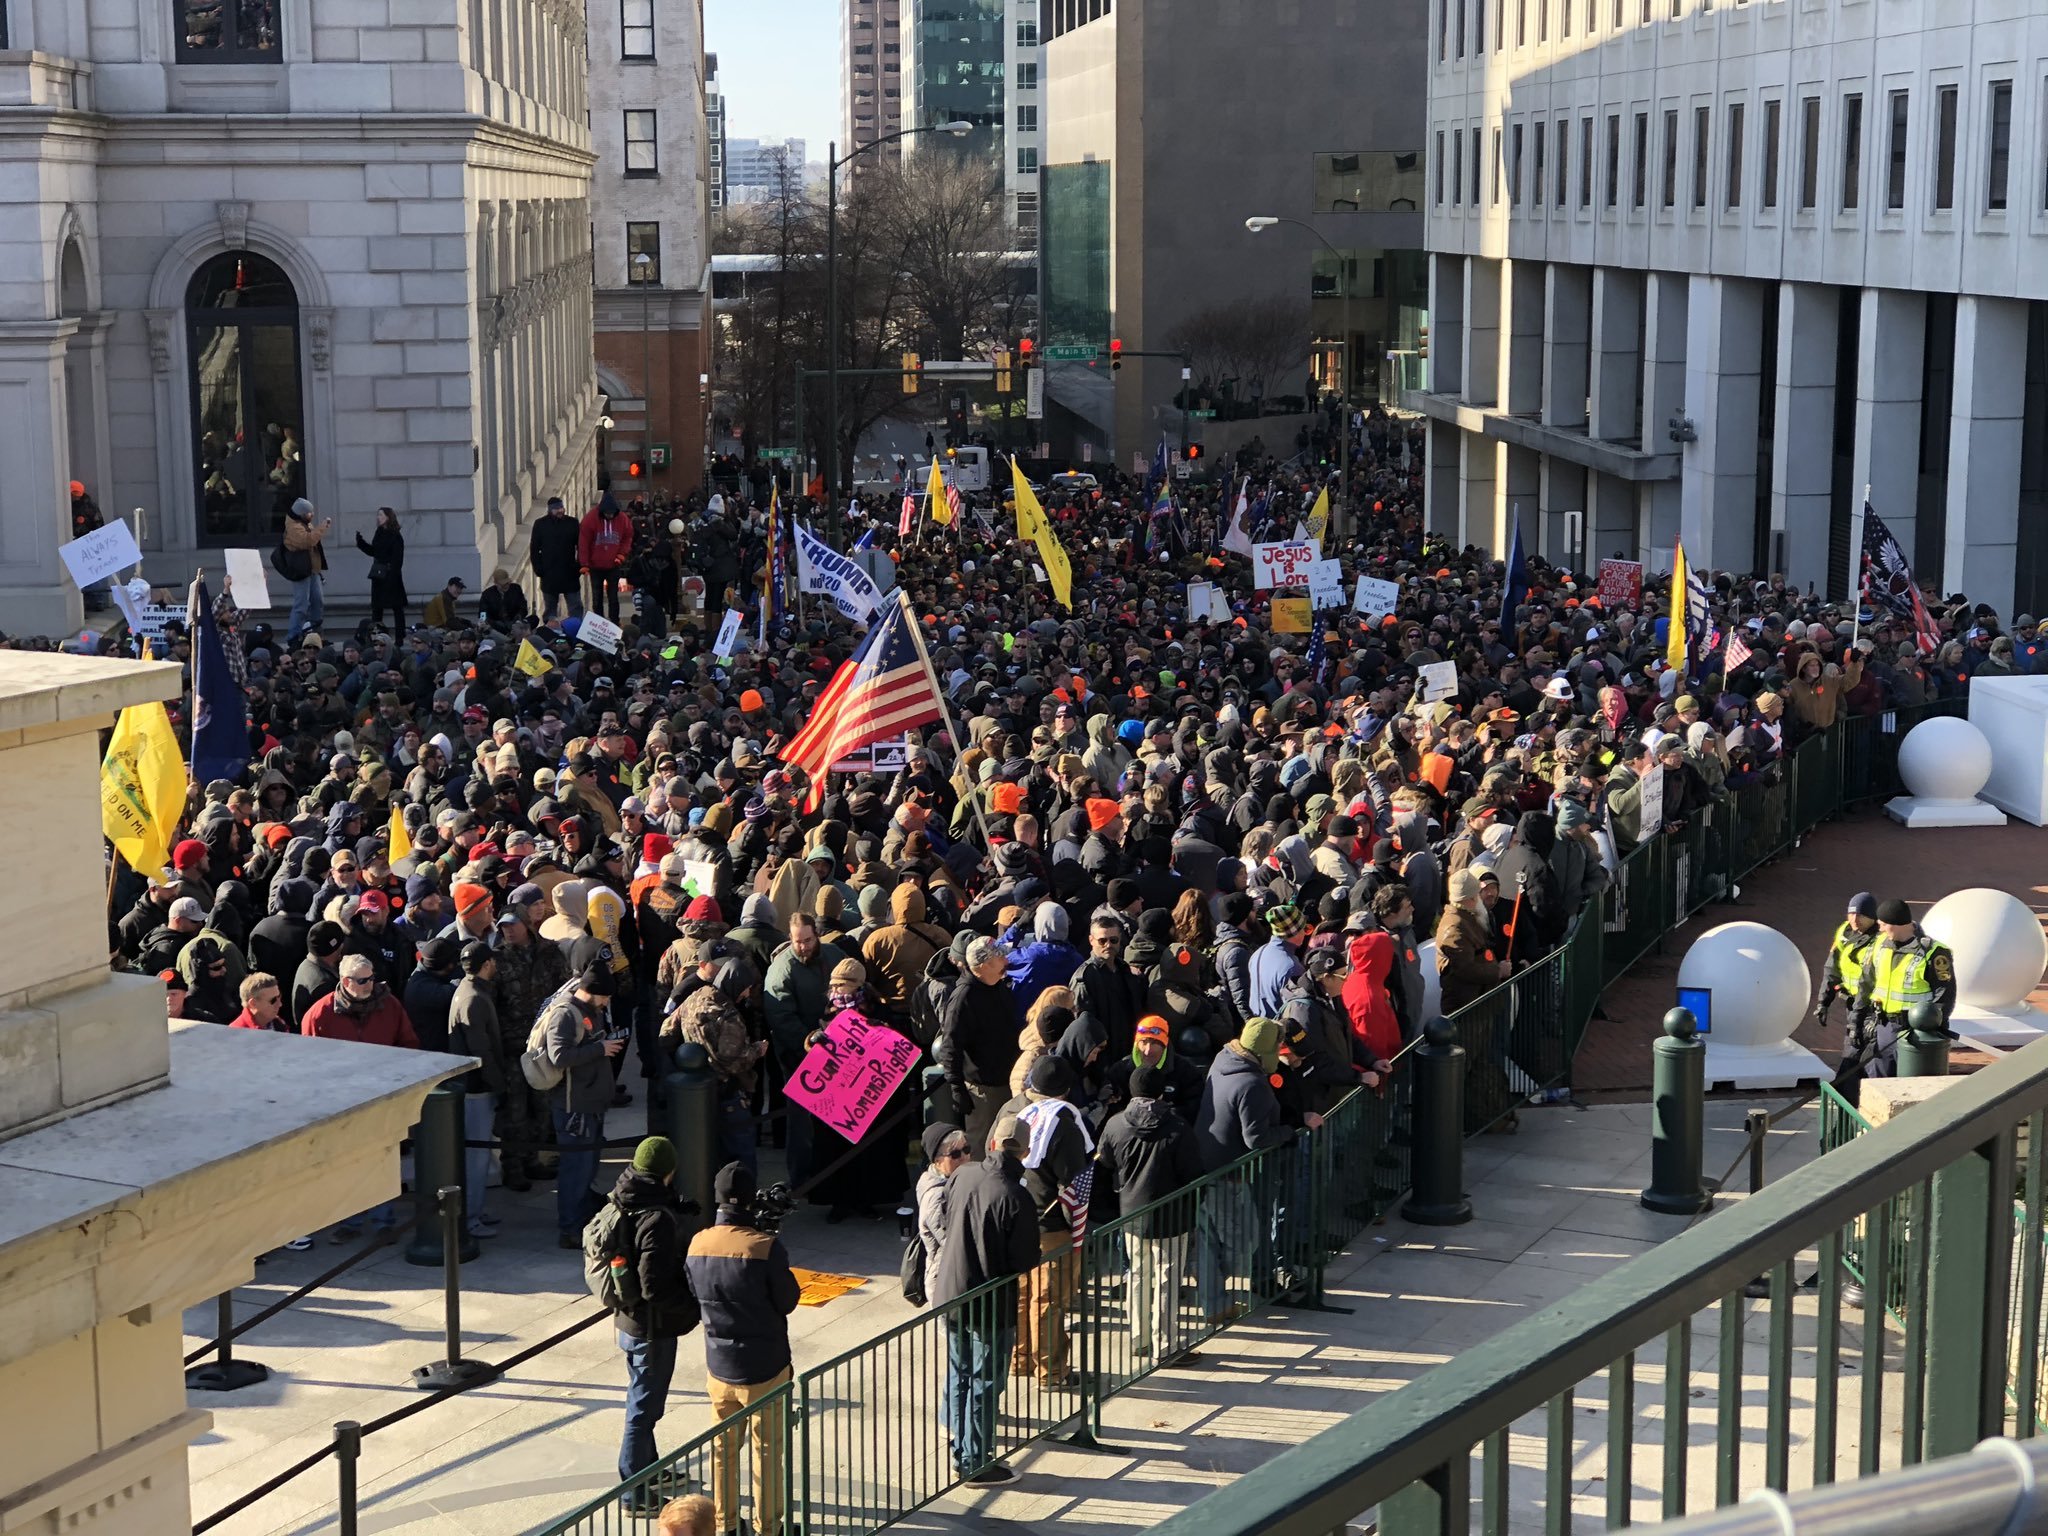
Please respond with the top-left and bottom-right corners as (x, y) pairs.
(663, 1041), (719, 1231)
(406, 1084), (479, 1267)
(1403, 1019), (1473, 1226)
(1642, 1007), (1714, 1215)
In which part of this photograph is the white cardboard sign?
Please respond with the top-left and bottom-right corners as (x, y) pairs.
(577, 612), (624, 654)
(713, 608), (745, 658)
(1253, 540), (1319, 590)
(223, 547), (274, 610)
(58, 520), (142, 590)
(1353, 575), (1401, 618)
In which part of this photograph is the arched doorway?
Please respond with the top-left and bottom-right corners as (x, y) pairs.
(58, 240), (99, 507)
(186, 250), (306, 544)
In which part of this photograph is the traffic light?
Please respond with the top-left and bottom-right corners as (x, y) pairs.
(1185, 443), (1204, 461)
(1018, 336), (1035, 362)
(994, 349), (1013, 394)
(1109, 338), (1123, 372)
(627, 460), (644, 478)
(901, 352), (921, 394)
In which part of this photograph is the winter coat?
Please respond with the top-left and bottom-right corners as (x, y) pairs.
(1146, 944), (1228, 1054)
(685, 1214), (800, 1385)
(1248, 934), (1303, 1021)
(1279, 983), (1364, 1112)
(915, 1165), (953, 1301)
(1211, 922), (1257, 1028)
(283, 510), (328, 573)
(1191, 1043), (1292, 1172)
(1435, 905), (1503, 1015)
(608, 1167), (702, 1342)
(936, 974), (1019, 1102)
(929, 1151), (1040, 1306)
(762, 940), (848, 1060)
(670, 983), (759, 1093)
(354, 523), (406, 610)
(1017, 1092), (1092, 1234)
(447, 975), (505, 1094)
(1341, 932), (1403, 1065)
(1095, 1096), (1204, 1238)
(578, 504), (634, 572)
(1005, 933), (1086, 1023)
(538, 987), (612, 1112)
(300, 982), (418, 1048)
(860, 885), (950, 1016)
(402, 967), (459, 1053)
(1548, 813), (1612, 917)
(1068, 954), (1142, 1058)
(1492, 812), (1568, 958)
(530, 510), (582, 588)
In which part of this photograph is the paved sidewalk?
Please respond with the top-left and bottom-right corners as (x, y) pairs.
(185, 1097), (1827, 1535)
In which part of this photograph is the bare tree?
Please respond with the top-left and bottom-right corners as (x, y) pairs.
(1166, 297), (1313, 402)
(870, 153), (1015, 357)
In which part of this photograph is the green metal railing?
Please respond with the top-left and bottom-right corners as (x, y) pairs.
(1151, 1039), (2048, 1536)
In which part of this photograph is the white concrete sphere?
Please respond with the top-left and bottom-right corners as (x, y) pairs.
(1897, 715), (1994, 800)
(1675, 922), (1812, 1048)
(1921, 889), (2048, 1008)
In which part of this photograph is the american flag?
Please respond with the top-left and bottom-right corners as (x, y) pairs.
(1304, 619), (1330, 689)
(1058, 1164), (1095, 1245)
(944, 483), (963, 525)
(1723, 626), (1754, 674)
(1860, 503), (1943, 655)
(778, 592), (946, 811)
(899, 488), (916, 537)
(766, 488), (787, 623)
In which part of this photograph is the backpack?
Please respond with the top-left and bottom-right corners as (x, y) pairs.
(583, 1198), (641, 1312)
(899, 1230), (929, 1307)
(520, 1012), (566, 1092)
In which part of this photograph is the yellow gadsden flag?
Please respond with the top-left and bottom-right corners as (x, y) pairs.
(514, 637), (554, 677)
(1667, 537), (1691, 676)
(388, 802), (412, 864)
(1304, 486), (1331, 543)
(926, 457), (953, 525)
(1009, 456), (1072, 610)
(101, 701), (185, 876)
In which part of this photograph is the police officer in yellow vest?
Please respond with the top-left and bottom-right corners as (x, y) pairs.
(1814, 891), (1880, 1033)
(1847, 898), (1958, 1081)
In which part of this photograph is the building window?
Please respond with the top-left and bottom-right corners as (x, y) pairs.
(1438, 0), (1448, 61)
(1762, 98), (1781, 209)
(188, 251), (304, 545)
(1454, 128), (1464, 204)
(1016, 18), (1037, 44)
(1692, 105), (1709, 208)
(178, 0), (281, 60)
(1556, 116), (1569, 205)
(1725, 102), (1744, 208)
(1510, 121), (1524, 204)
(1933, 84), (1958, 210)
(1473, 132), (1483, 208)
(1495, 0), (1505, 50)
(1475, 0), (1485, 52)
(626, 222), (661, 284)
(622, 0), (654, 58)
(1516, 0), (1526, 47)
(1536, 0), (1546, 43)
(1455, 0), (1465, 56)
(1660, 109), (1678, 208)
(1885, 90), (1908, 210)
(1017, 104), (1037, 132)
(1604, 112), (1620, 208)
(1017, 61), (1037, 88)
(1492, 127), (1502, 203)
(1987, 79), (2013, 210)
(1798, 95), (1821, 210)
(1435, 130), (1446, 204)
(625, 110), (658, 174)
(1840, 92), (1862, 210)
(1017, 146), (1038, 175)
(1636, 110), (1652, 209)
(1583, 115), (1595, 207)
(1532, 121), (1545, 209)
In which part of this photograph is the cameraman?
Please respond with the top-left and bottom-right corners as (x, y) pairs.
(685, 1163), (800, 1536)
(605, 1137), (701, 1515)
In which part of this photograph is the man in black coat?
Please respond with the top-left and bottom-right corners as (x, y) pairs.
(529, 496), (583, 622)
(1095, 1064), (1205, 1364)
(931, 1115), (1039, 1486)
(936, 937), (1019, 1154)
(402, 937), (460, 1053)
(606, 1137), (701, 1513)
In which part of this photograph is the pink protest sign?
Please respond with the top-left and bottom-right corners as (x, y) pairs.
(782, 1012), (922, 1142)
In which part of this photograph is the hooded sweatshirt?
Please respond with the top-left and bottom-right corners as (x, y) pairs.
(578, 497), (634, 572)
(861, 884), (950, 1014)
(1004, 903), (1086, 1020)
(1095, 1095), (1204, 1238)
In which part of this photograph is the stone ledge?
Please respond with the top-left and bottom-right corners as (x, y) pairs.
(0, 655), (180, 738)
(0, 1405), (209, 1534)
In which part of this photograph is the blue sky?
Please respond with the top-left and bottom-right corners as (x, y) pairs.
(707, 0), (839, 158)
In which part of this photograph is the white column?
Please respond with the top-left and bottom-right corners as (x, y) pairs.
(1772, 282), (1838, 595)
(1542, 264), (1591, 431)
(1430, 252), (1466, 397)
(1945, 294), (2028, 616)
(0, 319), (84, 636)
(1459, 429), (1497, 549)
(1426, 419), (1461, 538)
(1500, 259), (1544, 417)
(1851, 287), (1926, 554)
(1681, 274), (1763, 573)
(1462, 256), (1499, 406)
(1589, 268), (1643, 444)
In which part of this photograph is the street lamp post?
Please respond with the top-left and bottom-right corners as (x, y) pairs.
(1246, 215), (1354, 536)
(825, 120), (973, 530)
(632, 251), (654, 478)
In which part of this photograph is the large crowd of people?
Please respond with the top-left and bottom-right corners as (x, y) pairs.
(86, 398), (2025, 1501)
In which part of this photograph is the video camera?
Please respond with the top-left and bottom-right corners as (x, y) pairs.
(731, 1181), (798, 1234)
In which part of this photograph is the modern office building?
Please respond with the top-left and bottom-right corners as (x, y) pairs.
(1040, 0), (1429, 461)
(708, 55), (728, 211)
(900, 0), (1042, 233)
(1415, 0), (2048, 618)
(842, 0), (905, 158)
(589, 0), (713, 493)
(0, 0), (602, 635)
(725, 137), (808, 204)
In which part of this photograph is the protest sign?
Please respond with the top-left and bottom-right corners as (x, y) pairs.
(794, 520), (884, 621)
(1419, 659), (1459, 702)
(1598, 559), (1642, 611)
(1352, 575), (1401, 619)
(1271, 595), (1312, 633)
(1253, 540), (1319, 589)
(782, 1014), (922, 1142)
(1186, 579), (1215, 622)
(223, 547), (273, 610)
(713, 608), (745, 657)
(1638, 756), (1665, 833)
(58, 520), (142, 591)
(1307, 558), (1346, 611)
(577, 611), (623, 654)
(133, 603), (187, 642)
(790, 1268), (868, 1306)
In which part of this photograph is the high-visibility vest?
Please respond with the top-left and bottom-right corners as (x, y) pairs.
(1867, 941), (1937, 1013)
(1831, 921), (1873, 989)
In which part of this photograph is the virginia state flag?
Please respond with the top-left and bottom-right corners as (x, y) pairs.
(188, 576), (248, 786)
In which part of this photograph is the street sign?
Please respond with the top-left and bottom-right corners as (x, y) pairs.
(1045, 345), (1098, 361)
(761, 447), (797, 461)
(1188, 409), (1217, 420)
(1026, 367), (1044, 421)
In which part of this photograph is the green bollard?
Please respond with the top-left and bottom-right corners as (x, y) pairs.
(1641, 1008), (1713, 1215)
(406, 1084), (479, 1266)
(663, 1041), (720, 1232)
(921, 1064), (950, 1128)
(1898, 1001), (1952, 1078)
(1403, 1019), (1473, 1226)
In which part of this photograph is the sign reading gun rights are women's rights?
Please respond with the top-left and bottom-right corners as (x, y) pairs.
(781, 1014), (922, 1142)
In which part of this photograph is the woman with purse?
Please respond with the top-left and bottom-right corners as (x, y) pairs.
(355, 506), (407, 635)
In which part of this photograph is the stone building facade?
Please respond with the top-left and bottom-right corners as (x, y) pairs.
(0, 0), (600, 636)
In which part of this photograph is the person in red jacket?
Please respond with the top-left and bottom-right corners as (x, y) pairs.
(578, 494), (634, 622)
(300, 952), (421, 1049)
(1340, 928), (1403, 1068)
(229, 971), (286, 1031)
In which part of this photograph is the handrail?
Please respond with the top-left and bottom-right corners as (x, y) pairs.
(1147, 1035), (2048, 1536)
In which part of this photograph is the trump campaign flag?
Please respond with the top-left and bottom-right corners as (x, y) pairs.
(793, 519), (885, 622)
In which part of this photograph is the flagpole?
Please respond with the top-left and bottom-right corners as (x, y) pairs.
(897, 587), (997, 857)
